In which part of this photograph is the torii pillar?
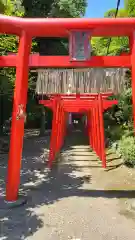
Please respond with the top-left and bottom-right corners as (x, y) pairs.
(5, 32), (31, 202)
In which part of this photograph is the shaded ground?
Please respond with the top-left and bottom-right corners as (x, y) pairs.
(0, 129), (135, 240)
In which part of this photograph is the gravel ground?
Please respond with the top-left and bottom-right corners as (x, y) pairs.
(0, 130), (135, 240)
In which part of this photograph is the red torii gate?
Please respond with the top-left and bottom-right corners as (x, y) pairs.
(0, 15), (135, 204)
(39, 93), (118, 169)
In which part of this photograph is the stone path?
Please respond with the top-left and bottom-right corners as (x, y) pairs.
(0, 130), (135, 240)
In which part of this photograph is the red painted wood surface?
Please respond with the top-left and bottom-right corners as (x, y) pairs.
(2, 14), (134, 203)
(39, 93), (118, 169)
(0, 55), (131, 68)
(0, 14), (135, 37)
(6, 33), (32, 202)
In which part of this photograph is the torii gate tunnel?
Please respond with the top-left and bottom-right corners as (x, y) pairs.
(0, 15), (135, 203)
(39, 93), (118, 169)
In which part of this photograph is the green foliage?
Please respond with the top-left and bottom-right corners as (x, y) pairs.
(0, 0), (22, 107)
(115, 88), (132, 124)
(23, 0), (87, 56)
(0, 0), (25, 134)
(0, 0), (88, 135)
(22, 0), (87, 133)
(0, 35), (18, 56)
(22, 0), (87, 17)
(22, 0), (53, 17)
(105, 125), (124, 145)
(50, 0), (87, 17)
(92, 5), (130, 56)
(104, 8), (128, 17)
(0, 0), (134, 150)
(0, 0), (5, 13)
(92, 2), (135, 169)
(0, 0), (24, 16)
(0, 73), (14, 94)
(92, 36), (129, 56)
(125, 0), (135, 17)
(104, 85), (133, 152)
(118, 136), (135, 167)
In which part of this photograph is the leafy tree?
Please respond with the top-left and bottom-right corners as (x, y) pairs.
(0, 0), (24, 16)
(0, 0), (5, 13)
(22, 0), (86, 18)
(124, 0), (135, 17)
(22, 0), (87, 55)
(91, 6), (130, 56)
(92, 2), (134, 151)
(0, 0), (25, 134)
(0, 0), (88, 135)
(92, 36), (129, 56)
(104, 8), (128, 18)
(22, 0), (87, 134)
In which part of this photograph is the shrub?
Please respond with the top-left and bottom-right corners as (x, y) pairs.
(118, 136), (135, 167)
